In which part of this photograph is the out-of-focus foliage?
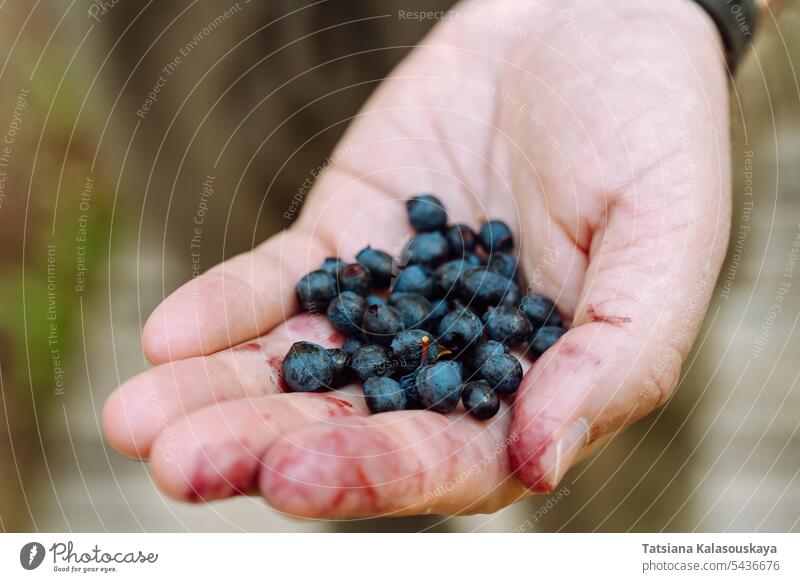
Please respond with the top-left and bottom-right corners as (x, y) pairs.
(0, 2), (114, 530)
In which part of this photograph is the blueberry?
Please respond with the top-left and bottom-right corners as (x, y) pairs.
(406, 194), (447, 232)
(296, 270), (337, 312)
(460, 267), (515, 308)
(326, 291), (366, 336)
(528, 325), (565, 360)
(402, 231), (450, 267)
(356, 246), (396, 288)
(462, 380), (500, 420)
(364, 376), (407, 413)
(342, 336), (363, 356)
(482, 305), (533, 346)
(391, 293), (433, 329)
(478, 220), (514, 253)
(366, 294), (386, 307)
(393, 264), (435, 297)
(389, 329), (440, 374)
(438, 307), (483, 351)
(427, 298), (448, 330)
(325, 348), (350, 387)
(399, 372), (423, 409)
(415, 361), (462, 413)
(546, 310), (563, 328)
(320, 257), (346, 278)
(499, 280), (521, 307)
(519, 293), (559, 328)
(487, 253), (518, 280)
(480, 353), (523, 396)
(436, 259), (470, 297)
(361, 303), (404, 345)
(463, 252), (483, 266)
(471, 339), (509, 368)
(387, 292), (415, 305)
(282, 341), (334, 392)
(351, 343), (393, 380)
(444, 223), (477, 254)
(337, 262), (372, 296)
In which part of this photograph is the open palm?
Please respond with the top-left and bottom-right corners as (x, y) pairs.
(104, 0), (731, 518)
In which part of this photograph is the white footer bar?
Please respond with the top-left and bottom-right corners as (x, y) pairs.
(1, 533), (797, 581)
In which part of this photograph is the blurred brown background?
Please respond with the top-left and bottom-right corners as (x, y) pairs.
(0, 0), (797, 532)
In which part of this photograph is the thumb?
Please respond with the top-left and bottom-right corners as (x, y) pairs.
(509, 192), (730, 493)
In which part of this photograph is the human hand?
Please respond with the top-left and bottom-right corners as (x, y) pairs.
(103, 0), (731, 517)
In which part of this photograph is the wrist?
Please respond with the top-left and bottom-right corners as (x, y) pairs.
(688, 0), (758, 70)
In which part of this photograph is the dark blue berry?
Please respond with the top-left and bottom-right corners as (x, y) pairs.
(482, 305), (533, 346)
(487, 253), (518, 280)
(480, 353), (523, 396)
(361, 303), (404, 345)
(364, 376), (407, 413)
(402, 231), (450, 267)
(463, 252), (483, 266)
(471, 340), (509, 368)
(528, 325), (565, 360)
(342, 336), (363, 356)
(519, 293), (558, 328)
(366, 295), (386, 307)
(326, 291), (366, 336)
(387, 292), (415, 305)
(320, 257), (346, 278)
(337, 262), (372, 295)
(296, 270), (337, 312)
(436, 259), (470, 296)
(427, 298), (448, 329)
(282, 341), (334, 392)
(356, 246), (396, 288)
(479, 220), (514, 253)
(415, 361), (462, 413)
(406, 194), (447, 232)
(546, 310), (563, 328)
(391, 293), (433, 329)
(462, 380), (500, 420)
(444, 223), (477, 254)
(399, 372), (423, 409)
(325, 348), (350, 387)
(389, 329), (439, 374)
(351, 343), (393, 380)
(393, 264), (435, 297)
(438, 307), (483, 351)
(460, 267), (515, 308)
(499, 280), (521, 307)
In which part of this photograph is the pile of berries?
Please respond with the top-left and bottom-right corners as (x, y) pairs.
(282, 194), (565, 420)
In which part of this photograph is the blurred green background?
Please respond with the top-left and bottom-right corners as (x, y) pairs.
(0, 1), (798, 532)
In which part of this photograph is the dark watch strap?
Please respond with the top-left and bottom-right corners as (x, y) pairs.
(691, 0), (758, 71)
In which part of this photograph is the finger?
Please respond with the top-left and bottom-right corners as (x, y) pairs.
(510, 181), (730, 493)
(104, 313), (343, 460)
(142, 167), (421, 365)
(141, 228), (332, 364)
(149, 390), (368, 502)
(259, 409), (528, 519)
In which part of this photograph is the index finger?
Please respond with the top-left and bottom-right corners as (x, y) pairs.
(142, 168), (415, 364)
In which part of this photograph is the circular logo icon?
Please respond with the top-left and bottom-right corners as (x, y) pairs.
(19, 542), (46, 570)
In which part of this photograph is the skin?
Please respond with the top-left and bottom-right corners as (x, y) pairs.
(103, 0), (732, 518)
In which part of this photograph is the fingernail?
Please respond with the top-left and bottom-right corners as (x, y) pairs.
(533, 417), (589, 492)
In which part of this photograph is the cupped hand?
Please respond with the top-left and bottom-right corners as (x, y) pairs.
(103, 0), (731, 518)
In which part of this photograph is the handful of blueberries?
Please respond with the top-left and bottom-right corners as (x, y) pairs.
(282, 194), (565, 420)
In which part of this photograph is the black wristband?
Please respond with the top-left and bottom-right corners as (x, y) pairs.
(691, 0), (758, 71)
